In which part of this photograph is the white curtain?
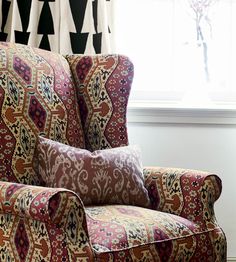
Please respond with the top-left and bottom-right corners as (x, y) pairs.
(0, 0), (114, 55)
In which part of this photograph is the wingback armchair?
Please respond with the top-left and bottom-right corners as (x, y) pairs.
(0, 42), (226, 261)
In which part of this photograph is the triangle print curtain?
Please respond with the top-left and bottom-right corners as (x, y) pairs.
(0, 0), (113, 55)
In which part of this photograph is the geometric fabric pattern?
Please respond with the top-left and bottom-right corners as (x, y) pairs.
(67, 54), (134, 151)
(144, 167), (223, 228)
(0, 173), (226, 261)
(86, 205), (226, 261)
(0, 181), (93, 261)
(0, 42), (85, 185)
(0, 0), (113, 55)
(0, 43), (226, 261)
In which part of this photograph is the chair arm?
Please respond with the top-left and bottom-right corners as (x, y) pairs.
(0, 181), (81, 224)
(0, 181), (93, 261)
(144, 167), (222, 229)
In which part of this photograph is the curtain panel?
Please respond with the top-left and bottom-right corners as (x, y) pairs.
(0, 0), (113, 55)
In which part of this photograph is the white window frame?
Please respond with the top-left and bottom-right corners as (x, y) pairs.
(114, 0), (236, 123)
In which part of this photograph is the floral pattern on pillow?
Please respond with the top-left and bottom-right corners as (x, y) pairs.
(37, 136), (150, 207)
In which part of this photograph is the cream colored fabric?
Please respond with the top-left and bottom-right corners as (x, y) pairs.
(0, 0), (114, 54)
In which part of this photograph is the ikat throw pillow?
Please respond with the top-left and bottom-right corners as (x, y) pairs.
(37, 136), (150, 207)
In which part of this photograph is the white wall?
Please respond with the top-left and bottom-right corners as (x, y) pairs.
(128, 121), (236, 258)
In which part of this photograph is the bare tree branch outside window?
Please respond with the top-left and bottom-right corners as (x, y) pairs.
(188, 0), (216, 82)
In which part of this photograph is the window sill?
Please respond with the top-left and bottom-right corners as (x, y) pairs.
(127, 102), (236, 125)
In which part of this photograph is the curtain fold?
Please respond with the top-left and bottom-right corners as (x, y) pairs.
(0, 0), (113, 55)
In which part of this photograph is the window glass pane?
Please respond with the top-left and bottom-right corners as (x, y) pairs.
(115, 0), (236, 107)
(173, 0), (232, 105)
(115, 0), (180, 102)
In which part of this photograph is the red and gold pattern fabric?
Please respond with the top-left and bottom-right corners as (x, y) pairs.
(86, 205), (226, 261)
(0, 181), (93, 261)
(0, 42), (85, 185)
(143, 167), (223, 228)
(0, 43), (226, 262)
(66, 54), (133, 151)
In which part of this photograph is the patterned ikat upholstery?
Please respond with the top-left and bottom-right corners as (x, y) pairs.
(67, 54), (133, 151)
(0, 42), (226, 261)
(0, 42), (85, 185)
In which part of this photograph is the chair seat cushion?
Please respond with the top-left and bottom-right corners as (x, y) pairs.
(85, 205), (221, 260)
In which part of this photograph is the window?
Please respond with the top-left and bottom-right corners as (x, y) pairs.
(114, 0), (236, 109)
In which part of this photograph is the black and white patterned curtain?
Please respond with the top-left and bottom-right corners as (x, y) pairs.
(0, 0), (113, 54)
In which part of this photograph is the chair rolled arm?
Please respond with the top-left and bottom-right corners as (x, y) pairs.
(144, 166), (222, 229)
(0, 181), (94, 260)
(0, 181), (86, 225)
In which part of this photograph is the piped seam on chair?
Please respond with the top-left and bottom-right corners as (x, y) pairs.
(91, 226), (223, 254)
